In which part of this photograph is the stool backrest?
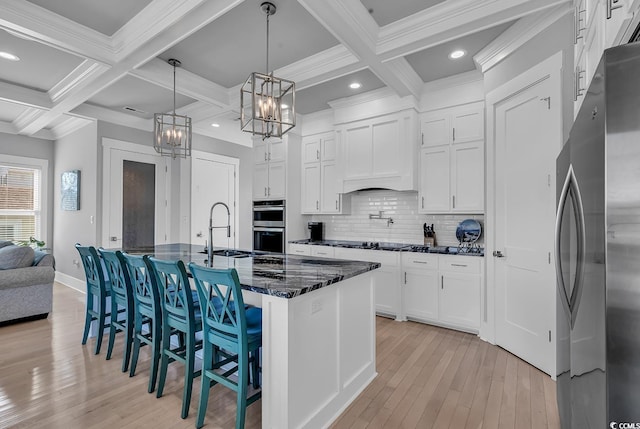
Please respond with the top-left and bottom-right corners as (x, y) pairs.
(189, 264), (247, 347)
(121, 253), (161, 316)
(147, 257), (196, 329)
(75, 244), (107, 295)
(99, 249), (133, 305)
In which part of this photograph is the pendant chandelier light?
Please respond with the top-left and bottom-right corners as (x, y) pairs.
(154, 58), (192, 158)
(240, 1), (295, 139)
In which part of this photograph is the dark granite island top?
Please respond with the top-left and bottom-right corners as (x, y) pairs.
(122, 243), (380, 299)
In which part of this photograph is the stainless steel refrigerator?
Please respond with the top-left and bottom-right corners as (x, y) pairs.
(556, 42), (640, 428)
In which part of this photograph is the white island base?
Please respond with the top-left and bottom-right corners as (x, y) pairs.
(260, 271), (377, 428)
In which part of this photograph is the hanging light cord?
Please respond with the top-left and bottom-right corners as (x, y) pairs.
(172, 62), (177, 115)
(265, 5), (270, 75)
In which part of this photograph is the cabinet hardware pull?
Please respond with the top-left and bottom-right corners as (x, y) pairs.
(268, 152), (271, 161)
(452, 127), (455, 142)
(413, 261), (428, 264)
(404, 272), (407, 284)
(607, 0), (622, 19)
(264, 152), (268, 161)
(317, 150), (320, 160)
(574, 6), (586, 43)
(451, 263), (467, 267)
(268, 187), (271, 196)
(336, 200), (338, 210)
(316, 200), (319, 210)
(441, 275), (444, 289)
(453, 195), (456, 209)
(421, 133), (424, 146)
(421, 196), (424, 209)
(264, 187), (267, 196)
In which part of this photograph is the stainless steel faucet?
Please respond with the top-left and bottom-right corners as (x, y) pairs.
(207, 201), (231, 267)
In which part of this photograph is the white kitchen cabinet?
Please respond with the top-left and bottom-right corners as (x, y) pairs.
(573, 0), (640, 116)
(438, 255), (481, 331)
(333, 247), (401, 319)
(253, 136), (294, 200)
(310, 245), (335, 258)
(339, 109), (418, 193)
(301, 132), (348, 214)
(419, 103), (484, 214)
(402, 253), (439, 322)
(289, 243), (311, 255)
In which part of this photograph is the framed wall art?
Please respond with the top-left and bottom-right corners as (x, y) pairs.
(61, 170), (80, 211)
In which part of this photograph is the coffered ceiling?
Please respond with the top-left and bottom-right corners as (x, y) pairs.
(0, 0), (571, 144)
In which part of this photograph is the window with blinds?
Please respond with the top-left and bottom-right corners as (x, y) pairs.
(0, 165), (41, 242)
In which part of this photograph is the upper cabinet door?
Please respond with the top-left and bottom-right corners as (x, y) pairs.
(321, 134), (337, 162)
(302, 137), (321, 164)
(451, 107), (484, 144)
(268, 139), (286, 162)
(420, 146), (450, 212)
(451, 141), (484, 212)
(301, 163), (321, 213)
(268, 162), (286, 198)
(321, 162), (340, 213)
(254, 141), (268, 164)
(421, 114), (450, 147)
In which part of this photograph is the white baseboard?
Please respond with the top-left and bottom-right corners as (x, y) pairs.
(55, 271), (85, 293)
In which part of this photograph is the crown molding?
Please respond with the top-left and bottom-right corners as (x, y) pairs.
(473, 4), (572, 73)
(48, 60), (110, 103)
(0, 119), (53, 140)
(0, 81), (52, 110)
(0, 121), (17, 135)
(421, 70), (484, 94)
(50, 116), (94, 139)
(13, 107), (46, 132)
(0, 0), (114, 63)
(377, 0), (569, 61)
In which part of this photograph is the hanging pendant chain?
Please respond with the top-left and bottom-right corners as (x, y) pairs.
(266, 10), (270, 75)
(172, 63), (177, 115)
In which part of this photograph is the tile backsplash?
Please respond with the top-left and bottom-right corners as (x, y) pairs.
(309, 190), (484, 247)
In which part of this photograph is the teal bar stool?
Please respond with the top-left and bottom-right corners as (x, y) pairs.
(147, 257), (203, 419)
(189, 264), (262, 429)
(121, 253), (163, 393)
(75, 244), (112, 355)
(98, 249), (135, 373)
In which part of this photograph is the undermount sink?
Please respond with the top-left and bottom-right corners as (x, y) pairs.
(198, 249), (253, 258)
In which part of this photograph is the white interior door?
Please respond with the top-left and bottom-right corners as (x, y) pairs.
(191, 153), (238, 250)
(105, 147), (168, 248)
(493, 73), (559, 375)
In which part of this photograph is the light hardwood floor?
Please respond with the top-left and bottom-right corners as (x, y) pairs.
(0, 283), (560, 428)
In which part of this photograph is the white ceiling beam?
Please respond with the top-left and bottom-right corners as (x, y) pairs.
(0, 0), (114, 63)
(48, 60), (111, 104)
(111, 0), (210, 61)
(298, 0), (423, 99)
(377, 0), (571, 61)
(17, 0), (245, 136)
(50, 117), (94, 140)
(474, 4), (572, 72)
(130, 58), (230, 107)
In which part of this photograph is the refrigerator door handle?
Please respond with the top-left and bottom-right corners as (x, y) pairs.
(555, 165), (587, 329)
(555, 167), (573, 321)
(568, 166), (586, 329)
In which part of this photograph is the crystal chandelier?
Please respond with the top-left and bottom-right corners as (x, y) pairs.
(154, 58), (192, 158)
(240, 2), (295, 139)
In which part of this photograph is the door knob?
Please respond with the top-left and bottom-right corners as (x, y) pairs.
(110, 236), (118, 242)
(196, 232), (203, 238)
(493, 250), (505, 258)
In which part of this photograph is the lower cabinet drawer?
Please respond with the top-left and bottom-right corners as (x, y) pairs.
(438, 255), (481, 274)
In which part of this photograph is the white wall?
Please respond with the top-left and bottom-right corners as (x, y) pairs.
(0, 133), (55, 249)
(53, 121), (98, 289)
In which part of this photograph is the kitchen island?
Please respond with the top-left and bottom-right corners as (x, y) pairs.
(125, 243), (380, 429)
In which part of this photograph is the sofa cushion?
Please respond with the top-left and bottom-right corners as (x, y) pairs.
(0, 240), (13, 249)
(0, 245), (35, 270)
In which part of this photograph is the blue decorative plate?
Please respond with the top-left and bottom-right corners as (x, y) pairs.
(456, 219), (482, 244)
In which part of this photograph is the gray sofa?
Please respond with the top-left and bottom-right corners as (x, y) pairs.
(0, 242), (55, 325)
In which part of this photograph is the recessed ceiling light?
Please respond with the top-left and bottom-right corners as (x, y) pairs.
(449, 49), (466, 60)
(211, 123), (220, 127)
(349, 82), (362, 89)
(0, 51), (20, 61)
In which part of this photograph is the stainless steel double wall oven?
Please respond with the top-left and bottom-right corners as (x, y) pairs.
(252, 200), (285, 253)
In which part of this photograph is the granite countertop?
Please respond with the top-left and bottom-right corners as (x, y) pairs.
(121, 243), (380, 299)
(289, 239), (485, 256)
